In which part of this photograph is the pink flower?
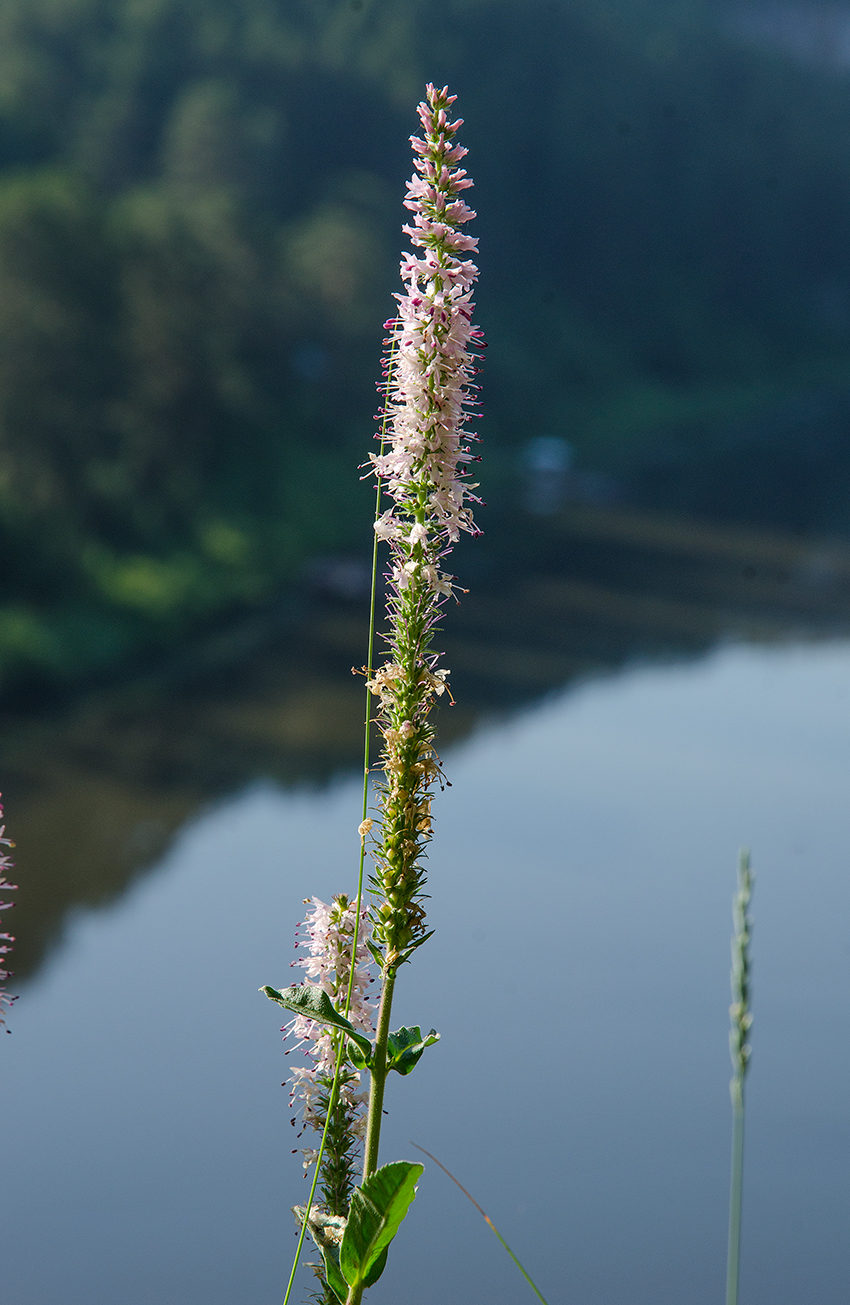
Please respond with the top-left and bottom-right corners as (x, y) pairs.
(0, 796), (17, 1031)
(283, 895), (374, 1134)
(370, 84), (484, 592)
(363, 87), (483, 968)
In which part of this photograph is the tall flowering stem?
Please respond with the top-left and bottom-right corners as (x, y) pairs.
(0, 796), (16, 1031)
(362, 83), (482, 1186)
(266, 84), (481, 1305)
(726, 849), (753, 1305)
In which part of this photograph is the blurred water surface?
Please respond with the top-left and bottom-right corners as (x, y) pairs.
(7, 500), (850, 980)
(4, 624), (850, 1304)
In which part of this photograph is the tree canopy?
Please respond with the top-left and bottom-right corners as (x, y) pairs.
(2, 0), (850, 694)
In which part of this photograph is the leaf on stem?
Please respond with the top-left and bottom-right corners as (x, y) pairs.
(261, 984), (373, 1061)
(386, 1026), (440, 1076)
(347, 1037), (371, 1072)
(361, 1246), (389, 1288)
(397, 930), (435, 966)
(321, 1244), (349, 1304)
(340, 1161), (424, 1289)
(366, 938), (385, 968)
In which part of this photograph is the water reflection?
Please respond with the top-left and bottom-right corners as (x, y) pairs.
(5, 639), (850, 1304)
(6, 502), (850, 983)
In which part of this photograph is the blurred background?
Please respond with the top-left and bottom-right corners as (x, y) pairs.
(4, 0), (850, 705)
(4, 2), (850, 1302)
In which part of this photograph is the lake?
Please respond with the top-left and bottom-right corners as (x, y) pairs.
(4, 505), (850, 1304)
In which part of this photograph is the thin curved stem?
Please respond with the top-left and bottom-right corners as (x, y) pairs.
(410, 1143), (551, 1305)
(280, 342), (395, 1305)
(281, 1039), (346, 1305)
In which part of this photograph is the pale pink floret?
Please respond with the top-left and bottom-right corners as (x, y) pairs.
(371, 84), (483, 591)
(283, 896), (373, 1133)
(0, 798), (16, 1031)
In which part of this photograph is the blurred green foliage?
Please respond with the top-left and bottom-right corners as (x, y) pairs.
(1, 0), (850, 694)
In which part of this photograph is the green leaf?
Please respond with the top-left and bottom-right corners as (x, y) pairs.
(362, 1246), (389, 1287)
(386, 1025), (440, 1076)
(340, 1161), (424, 1289)
(366, 938), (385, 968)
(321, 1245), (348, 1304)
(262, 984), (372, 1060)
(347, 1038), (370, 1072)
(397, 929), (435, 966)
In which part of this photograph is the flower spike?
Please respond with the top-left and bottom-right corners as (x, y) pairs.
(366, 83), (483, 969)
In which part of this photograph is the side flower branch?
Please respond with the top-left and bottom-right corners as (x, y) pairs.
(0, 795), (16, 1031)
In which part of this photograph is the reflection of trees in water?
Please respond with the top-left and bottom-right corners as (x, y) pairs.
(8, 503), (850, 983)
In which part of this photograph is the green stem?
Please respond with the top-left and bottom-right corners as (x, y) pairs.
(362, 964), (397, 1179)
(345, 1279), (365, 1305)
(344, 971), (397, 1305)
(726, 1088), (745, 1305)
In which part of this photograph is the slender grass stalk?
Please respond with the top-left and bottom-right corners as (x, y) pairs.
(282, 1038), (350, 1305)
(726, 1093), (745, 1305)
(336, 479), (389, 1305)
(279, 345), (394, 1305)
(410, 1144), (551, 1305)
(726, 849), (753, 1305)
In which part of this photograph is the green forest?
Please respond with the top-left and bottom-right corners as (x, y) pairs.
(2, 0), (850, 696)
